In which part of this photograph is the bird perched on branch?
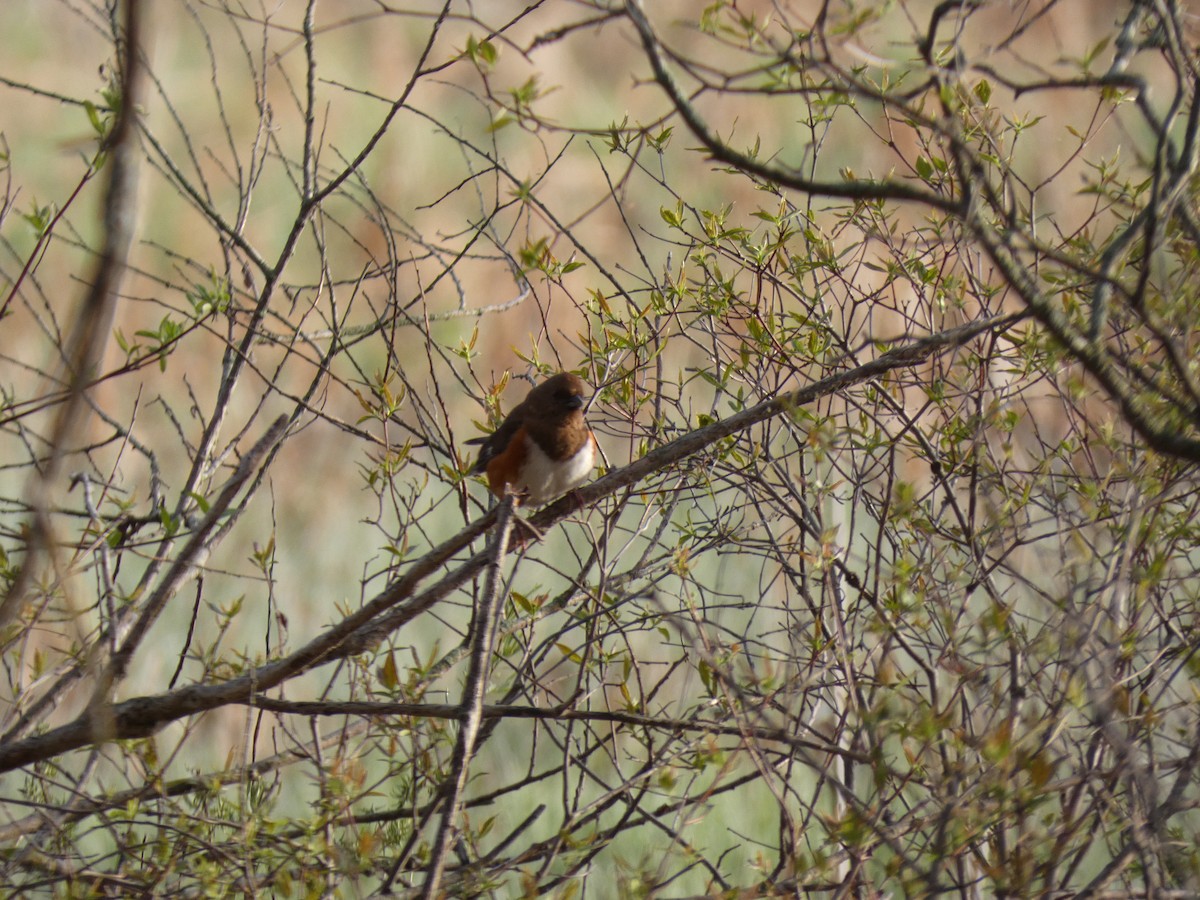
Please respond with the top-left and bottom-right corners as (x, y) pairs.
(467, 372), (597, 506)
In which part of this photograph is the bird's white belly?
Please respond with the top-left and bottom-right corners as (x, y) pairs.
(517, 435), (595, 504)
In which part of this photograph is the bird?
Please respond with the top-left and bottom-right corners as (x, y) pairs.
(466, 372), (597, 506)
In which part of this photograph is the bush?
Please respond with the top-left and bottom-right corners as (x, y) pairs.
(2, 1), (1200, 895)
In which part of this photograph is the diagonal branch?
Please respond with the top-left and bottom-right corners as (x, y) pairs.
(0, 311), (1023, 775)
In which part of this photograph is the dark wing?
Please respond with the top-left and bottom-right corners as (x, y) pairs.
(466, 406), (526, 474)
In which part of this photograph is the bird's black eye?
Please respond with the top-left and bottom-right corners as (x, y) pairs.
(556, 388), (583, 410)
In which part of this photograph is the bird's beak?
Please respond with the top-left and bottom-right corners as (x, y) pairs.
(566, 396), (584, 410)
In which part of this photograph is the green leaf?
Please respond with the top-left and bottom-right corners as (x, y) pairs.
(379, 650), (400, 690)
(465, 35), (497, 69)
(84, 100), (104, 136)
(556, 642), (583, 664)
(487, 112), (514, 133)
(22, 201), (53, 238)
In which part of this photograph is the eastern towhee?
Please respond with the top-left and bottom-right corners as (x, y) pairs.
(467, 372), (597, 506)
